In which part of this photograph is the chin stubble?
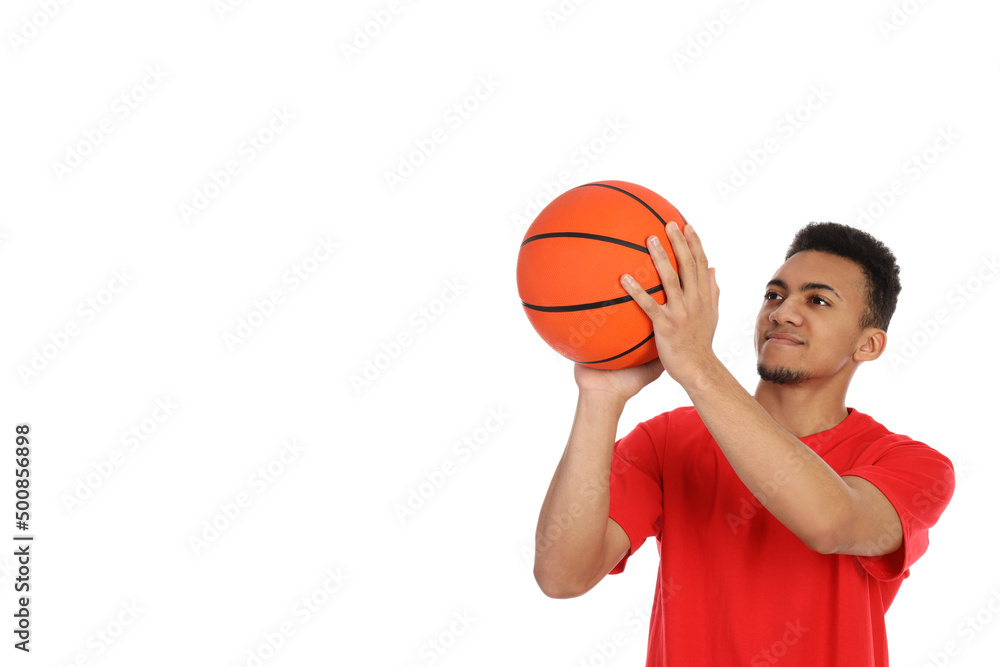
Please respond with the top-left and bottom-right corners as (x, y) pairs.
(756, 363), (809, 385)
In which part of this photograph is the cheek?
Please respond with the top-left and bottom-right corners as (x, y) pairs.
(814, 325), (858, 363)
(753, 309), (774, 354)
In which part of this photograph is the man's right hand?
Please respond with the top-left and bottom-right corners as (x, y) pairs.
(573, 356), (665, 404)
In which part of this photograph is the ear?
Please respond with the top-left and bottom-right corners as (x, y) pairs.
(853, 328), (886, 362)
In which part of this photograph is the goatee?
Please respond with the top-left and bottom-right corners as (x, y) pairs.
(757, 363), (809, 385)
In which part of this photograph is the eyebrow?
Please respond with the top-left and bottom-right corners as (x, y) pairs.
(766, 279), (843, 301)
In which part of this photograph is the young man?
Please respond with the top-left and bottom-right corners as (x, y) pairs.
(533, 222), (954, 666)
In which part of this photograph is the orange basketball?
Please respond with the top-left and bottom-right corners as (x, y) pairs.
(516, 180), (689, 369)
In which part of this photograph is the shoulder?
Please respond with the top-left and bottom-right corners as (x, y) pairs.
(849, 410), (951, 462)
(614, 406), (711, 474)
(636, 404), (706, 433)
(628, 405), (712, 452)
(836, 410), (955, 500)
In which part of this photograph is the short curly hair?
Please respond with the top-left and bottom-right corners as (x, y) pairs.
(785, 222), (902, 331)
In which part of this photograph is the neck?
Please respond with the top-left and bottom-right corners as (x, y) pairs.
(753, 377), (851, 438)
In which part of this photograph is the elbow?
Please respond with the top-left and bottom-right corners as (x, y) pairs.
(802, 528), (841, 555)
(802, 516), (903, 558)
(533, 563), (588, 599)
(799, 514), (848, 555)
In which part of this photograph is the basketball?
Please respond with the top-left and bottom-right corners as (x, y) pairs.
(516, 180), (688, 369)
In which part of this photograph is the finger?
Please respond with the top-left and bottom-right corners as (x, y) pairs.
(639, 355), (665, 380)
(709, 267), (720, 308)
(620, 272), (664, 320)
(682, 224), (712, 299)
(643, 355), (664, 373)
(644, 234), (682, 306)
(664, 220), (699, 292)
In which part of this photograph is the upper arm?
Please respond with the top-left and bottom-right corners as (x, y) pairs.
(829, 475), (902, 557)
(834, 443), (954, 579)
(579, 518), (632, 594)
(604, 517), (632, 571)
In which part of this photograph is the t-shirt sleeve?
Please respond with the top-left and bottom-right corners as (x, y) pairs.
(607, 417), (664, 575)
(845, 440), (955, 581)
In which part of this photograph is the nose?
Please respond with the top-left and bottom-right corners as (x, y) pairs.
(769, 298), (803, 327)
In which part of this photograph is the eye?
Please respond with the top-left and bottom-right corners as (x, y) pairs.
(810, 295), (831, 306)
(763, 291), (783, 301)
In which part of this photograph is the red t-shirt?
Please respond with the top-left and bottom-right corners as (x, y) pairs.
(608, 406), (954, 666)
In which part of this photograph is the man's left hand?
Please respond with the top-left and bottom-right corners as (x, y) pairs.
(618, 221), (721, 388)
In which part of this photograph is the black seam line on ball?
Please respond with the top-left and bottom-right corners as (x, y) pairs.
(572, 183), (671, 229)
(519, 231), (650, 253)
(521, 284), (664, 313)
(573, 331), (656, 365)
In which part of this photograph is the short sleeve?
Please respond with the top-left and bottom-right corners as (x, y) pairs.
(607, 418), (664, 574)
(846, 441), (955, 581)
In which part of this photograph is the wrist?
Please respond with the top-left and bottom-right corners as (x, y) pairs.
(677, 353), (728, 399)
(577, 388), (629, 414)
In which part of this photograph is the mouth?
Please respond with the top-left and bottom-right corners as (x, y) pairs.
(764, 332), (804, 346)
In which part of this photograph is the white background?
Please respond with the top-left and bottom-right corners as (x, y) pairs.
(2, 0), (998, 665)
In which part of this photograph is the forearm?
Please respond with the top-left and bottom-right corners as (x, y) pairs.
(684, 360), (855, 553)
(534, 391), (625, 593)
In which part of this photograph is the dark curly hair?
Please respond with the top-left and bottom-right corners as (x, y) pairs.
(785, 222), (901, 331)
